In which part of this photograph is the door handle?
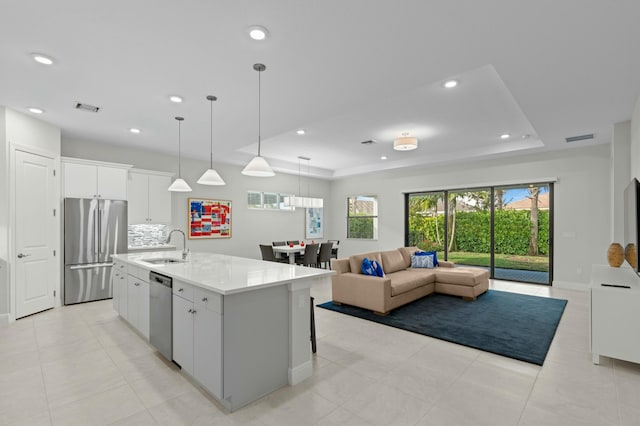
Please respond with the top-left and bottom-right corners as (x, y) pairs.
(17, 253), (30, 258)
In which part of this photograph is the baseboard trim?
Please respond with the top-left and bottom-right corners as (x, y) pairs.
(288, 360), (312, 385)
(553, 280), (589, 291)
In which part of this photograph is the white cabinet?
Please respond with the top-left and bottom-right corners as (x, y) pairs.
(125, 269), (150, 339)
(172, 281), (223, 398)
(112, 260), (127, 314)
(590, 264), (640, 364)
(62, 158), (131, 199)
(128, 170), (172, 224)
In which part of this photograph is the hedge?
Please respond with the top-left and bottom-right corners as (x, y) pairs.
(409, 210), (549, 256)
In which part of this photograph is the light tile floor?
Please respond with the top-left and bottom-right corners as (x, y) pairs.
(1, 280), (640, 425)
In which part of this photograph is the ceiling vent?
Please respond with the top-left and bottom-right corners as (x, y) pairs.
(361, 140), (376, 145)
(565, 133), (594, 143)
(75, 102), (100, 113)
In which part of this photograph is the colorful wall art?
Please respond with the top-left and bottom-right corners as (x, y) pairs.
(188, 198), (232, 239)
(305, 207), (323, 239)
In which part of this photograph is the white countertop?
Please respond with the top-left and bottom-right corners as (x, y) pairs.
(127, 244), (176, 252)
(112, 250), (334, 295)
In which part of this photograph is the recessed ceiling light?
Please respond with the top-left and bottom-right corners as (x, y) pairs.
(381, 156), (387, 160)
(31, 53), (54, 65)
(129, 128), (141, 134)
(248, 25), (269, 40)
(27, 107), (44, 114)
(500, 133), (511, 139)
(296, 129), (305, 135)
(169, 95), (183, 103)
(443, 80), (458, 88)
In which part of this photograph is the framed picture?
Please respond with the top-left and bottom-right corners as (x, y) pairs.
(305, 207), (323, 239)
(188, 198), (232, 239)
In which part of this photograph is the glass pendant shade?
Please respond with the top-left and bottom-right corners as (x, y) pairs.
(242, 155), (275, 177)
(168, 177), (192, 192)
(198, 95), (225, 186)
(282, 156), (323, 208)
(197, 168), (225, 185)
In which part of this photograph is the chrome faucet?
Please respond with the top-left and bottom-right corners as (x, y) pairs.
(166, 229), (190, 260)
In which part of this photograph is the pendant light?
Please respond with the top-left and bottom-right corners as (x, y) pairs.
(284, 156), (324, 208)
(168, 117), (192, 192)
(241, 63), (275, 177)
(197, 95), (226, 185)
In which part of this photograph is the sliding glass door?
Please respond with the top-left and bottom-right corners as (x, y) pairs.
(405, 182), (553, 285)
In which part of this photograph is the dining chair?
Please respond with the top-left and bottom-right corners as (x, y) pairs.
(260, 244), (287, 263)
(328, 239), (340, 259)
(287, 240), (300, 245)
(295, 243), (319, 267)
(317, 242), (333, 269)
(272, 241), (286, 246)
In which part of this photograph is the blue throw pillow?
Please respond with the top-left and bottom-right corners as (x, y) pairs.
(415, 250), (439, 266)
(371, 259), (384, 277)
(411, 254), (434, 268)
(362, 258), (377, 276)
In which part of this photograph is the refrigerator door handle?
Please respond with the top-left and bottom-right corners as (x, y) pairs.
(98, 208), (102, 256)
(69, 262), (114, 270)
(93, 209), (99, 256)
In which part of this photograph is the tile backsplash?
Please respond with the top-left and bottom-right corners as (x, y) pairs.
(128, 224), (169, 247)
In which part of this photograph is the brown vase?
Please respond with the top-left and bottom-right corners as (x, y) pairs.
(625, 243), (637, 269)
(608, 243), (624, 267)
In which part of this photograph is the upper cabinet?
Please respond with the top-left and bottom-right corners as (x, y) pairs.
(62, 158), (131, 200)
(128, 169), (173, 224)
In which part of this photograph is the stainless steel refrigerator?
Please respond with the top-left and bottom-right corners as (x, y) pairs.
(64, 198), (127, 305)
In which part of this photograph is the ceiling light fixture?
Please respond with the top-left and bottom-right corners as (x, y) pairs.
(248, 25), (269, 40)
(284, 156), (324, 208)
(500, 133), (511, 139)
(381, 156), (387, 160)
(169, 95), (183, 103)
(443, 79), (458, 88)
(393, 132), (418, 151)
(129, 128), (141, 134)
(242, 63), (275, 177)
(27, 107), (44, 114)
(31, 53), (54, 65)
(168, 117), (192, 192)
(197, 95), (226, 186)
(296, 129), (305, 135)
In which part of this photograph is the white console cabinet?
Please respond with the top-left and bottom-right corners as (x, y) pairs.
(62, 157), (131, 200)
(590, 264), (640, 364)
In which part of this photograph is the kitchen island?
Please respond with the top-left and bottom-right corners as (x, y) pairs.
(111, 250), (334, 412)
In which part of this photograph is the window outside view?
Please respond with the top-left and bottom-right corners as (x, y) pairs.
(347, 195), (378, 240)
(407, 184), (551, 284)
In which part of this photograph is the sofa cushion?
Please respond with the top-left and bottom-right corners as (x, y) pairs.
(389, 270), (435, 296)
(435, 268), (490, 286)
(361, 258), (377, 276)
(398, 246), (420, 268)
(349, 252), (383, 275)
(372, 260), (384, 277)
(380, 249), (406, 274)
(411, 254), (434, 268)
(415, 250), (440, 266)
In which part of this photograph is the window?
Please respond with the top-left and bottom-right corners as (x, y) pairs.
(247, 191), (295, 211)
(347, 195), (378, 239)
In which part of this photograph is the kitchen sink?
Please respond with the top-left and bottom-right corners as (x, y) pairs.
(142, 257), (186, 265)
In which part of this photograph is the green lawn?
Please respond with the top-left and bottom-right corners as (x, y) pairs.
(441, 251), (549, 272)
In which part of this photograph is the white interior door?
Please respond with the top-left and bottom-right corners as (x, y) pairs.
(15, 150), (56, 318)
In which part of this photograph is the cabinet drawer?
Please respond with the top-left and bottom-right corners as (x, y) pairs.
(173, 281), (194, 301)
(194, 288), (222, 314)
(114, 261), (127, 273)
(128, 264), (149, 281)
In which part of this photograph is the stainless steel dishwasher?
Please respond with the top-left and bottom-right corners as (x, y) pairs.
(149, 271), (173, 361)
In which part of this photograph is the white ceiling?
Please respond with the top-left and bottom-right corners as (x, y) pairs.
(1, 1), (639, 179)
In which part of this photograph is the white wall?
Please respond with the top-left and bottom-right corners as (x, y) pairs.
(0, 107), (61, 318)
(61, 139), (332, 259)
(328, 144), (612, 290)
(611, 121), (631, 242)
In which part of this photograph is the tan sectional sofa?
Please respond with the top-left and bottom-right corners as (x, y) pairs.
(331, 246), (489, 315)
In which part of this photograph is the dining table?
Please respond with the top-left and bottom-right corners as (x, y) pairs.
(272, 244), (306, 264)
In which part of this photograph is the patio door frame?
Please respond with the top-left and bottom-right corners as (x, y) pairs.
(404, 182), (554, 285)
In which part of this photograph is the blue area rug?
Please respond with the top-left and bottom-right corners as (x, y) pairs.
(318, 290), (567, 365)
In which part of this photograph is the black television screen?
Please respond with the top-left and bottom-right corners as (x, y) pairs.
(624, 178), (640, 273)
